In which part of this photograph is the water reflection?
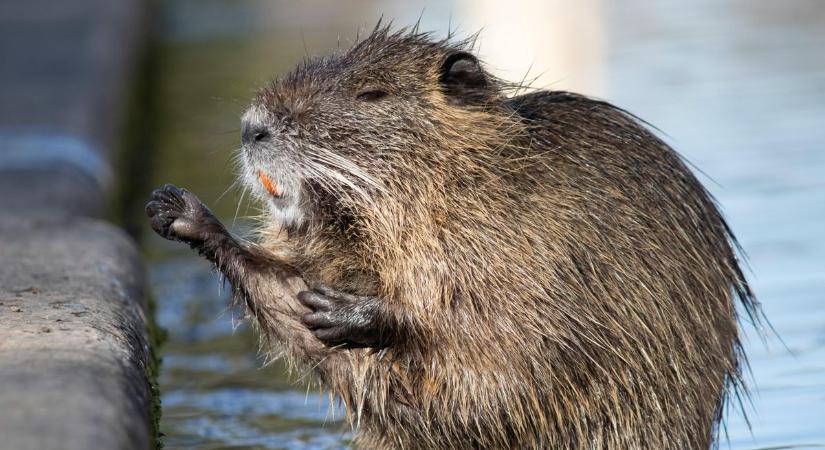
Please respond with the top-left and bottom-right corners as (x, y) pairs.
(146, 0), (825, 448)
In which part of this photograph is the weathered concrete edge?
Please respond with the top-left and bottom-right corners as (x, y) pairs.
(0, 0), (156, 448)
(0, 215), (154, 450)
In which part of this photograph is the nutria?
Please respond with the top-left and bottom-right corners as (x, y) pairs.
(146, 25), (761, 449)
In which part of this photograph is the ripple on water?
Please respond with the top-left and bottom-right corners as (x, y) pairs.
(151, 255), (348, 449)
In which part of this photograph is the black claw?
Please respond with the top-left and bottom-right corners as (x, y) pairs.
(145, 201), (158, 216)
(298, 291), (334, 311)
(314, 284), (360, 303)
(313, 284), (337, 297)
(314, 327), (346, 344)
(302, 312), (334, 329)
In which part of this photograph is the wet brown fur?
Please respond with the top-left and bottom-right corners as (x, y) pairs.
(226, 26), (759, 449)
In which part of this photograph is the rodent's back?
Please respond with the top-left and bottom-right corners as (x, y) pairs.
(492, 90), (753, 447)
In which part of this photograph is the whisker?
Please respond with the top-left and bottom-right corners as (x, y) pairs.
(215, 178), (241, 204)
(308, 145), (388, 194)
(233, 185), (248, 226)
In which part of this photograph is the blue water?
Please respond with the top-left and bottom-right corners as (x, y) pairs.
(147, 1), (825, 448)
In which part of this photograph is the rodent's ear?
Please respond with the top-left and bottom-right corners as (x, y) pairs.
(439, 51), (489, 106)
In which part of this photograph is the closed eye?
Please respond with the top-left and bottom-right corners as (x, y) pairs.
(356, 89), (388, 102)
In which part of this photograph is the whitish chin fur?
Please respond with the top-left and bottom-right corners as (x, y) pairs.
(241, 164), (305, 229)
(266, 198), (305, 229)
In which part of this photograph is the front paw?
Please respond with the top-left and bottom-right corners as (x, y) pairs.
(145, 184), (220, 244)
(298, 285), (383, 349)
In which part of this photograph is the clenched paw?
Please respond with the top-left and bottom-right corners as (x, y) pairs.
(145, 184), (219, 244)
(298, 285), (383, 349)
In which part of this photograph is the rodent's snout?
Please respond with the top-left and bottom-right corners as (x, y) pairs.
(241, 120), (271, 146)
(240, 106), (273, 147)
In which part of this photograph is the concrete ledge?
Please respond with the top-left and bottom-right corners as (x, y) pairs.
(0, 0), (153, 448)
(0, 215), (152, 450)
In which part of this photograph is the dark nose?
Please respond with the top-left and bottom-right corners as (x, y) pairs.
(241, 117), (271, 146)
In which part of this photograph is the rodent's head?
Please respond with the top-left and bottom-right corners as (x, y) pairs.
(240, 26), (519, 231)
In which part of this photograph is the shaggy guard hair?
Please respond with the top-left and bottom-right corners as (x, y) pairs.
(234, 25), (761, 449)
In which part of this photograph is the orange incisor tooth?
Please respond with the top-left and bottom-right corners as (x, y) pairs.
(258, 170), (281, 197)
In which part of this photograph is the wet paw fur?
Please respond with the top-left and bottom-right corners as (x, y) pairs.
(145, 184), (220, 244)
(298, 285), (384, 349)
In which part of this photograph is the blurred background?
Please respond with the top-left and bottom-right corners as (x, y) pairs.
(9, 0), (821, 448)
